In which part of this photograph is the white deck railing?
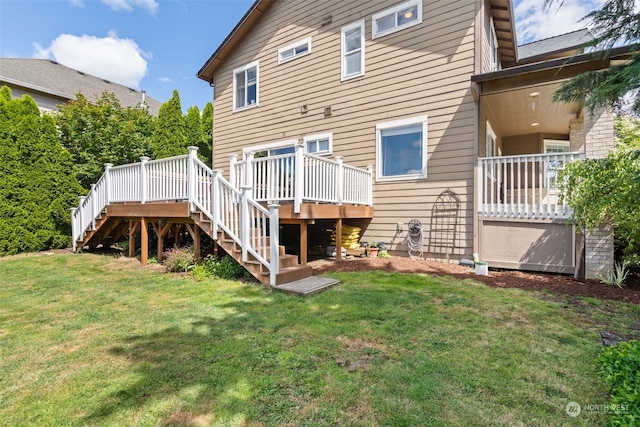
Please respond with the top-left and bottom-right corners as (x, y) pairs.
(477, 151), (585, 219)
(230, 144), (373, 213)
(71, 147), (280, 285)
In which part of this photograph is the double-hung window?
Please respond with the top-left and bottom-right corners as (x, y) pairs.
(233, 61), (259, 111)
(372, 0), (422, 39)
(278, 37), (312, 64)
(341, 20), (365, 81)
(376, 116), (428, 181)
(304, 133), (332, 155)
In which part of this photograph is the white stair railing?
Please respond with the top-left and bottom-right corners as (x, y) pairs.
(71, 147), (281, 286)
(477, 151), (585, 219)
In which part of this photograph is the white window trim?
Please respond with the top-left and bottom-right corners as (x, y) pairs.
(544, 139), (570, 153)
(232, 61), (259, 113)
(278, 37), (312, 64)
(242, 139), (298, 156)
(341, 19), (365, 81)
(489, 17), (500, 72)
(372, 0), (422, 39)
(303, 132), (333, 155)
(485, 120), (497, 157)
(376, 115), (428, 182)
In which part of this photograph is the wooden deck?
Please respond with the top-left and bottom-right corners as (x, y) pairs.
(78, 200), (372, 286)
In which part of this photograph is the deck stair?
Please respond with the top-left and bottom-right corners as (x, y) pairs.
(71, 146), (366, 287)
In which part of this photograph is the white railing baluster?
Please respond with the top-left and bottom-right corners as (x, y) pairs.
(477, 152), (585, 220)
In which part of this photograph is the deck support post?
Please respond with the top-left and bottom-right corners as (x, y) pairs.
(335, 218), (343, 261)
(140, 217), (148, 265)
(294, 144), (304, 213)
(300, 221), (308, 265)
(185, 224), (201, 260)
(140, 156), (149, 204)
(187, 146), (198, 212)
(240, 186), (251, 263)
(153, 222), (163, 261)
(336, 156), (344, 206)
(128, 220), (136, 258)
(268, 203), (280, 287)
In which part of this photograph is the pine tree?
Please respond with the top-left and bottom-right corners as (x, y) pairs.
(152, 89), (187, 159)
(184, 105), (204, 160)
(546, 0), (640, 114)
(201, 102), (213, 165)
(0, 86), (83, 254)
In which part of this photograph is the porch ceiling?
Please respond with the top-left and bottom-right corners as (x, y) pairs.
(481, 81), (581, 137)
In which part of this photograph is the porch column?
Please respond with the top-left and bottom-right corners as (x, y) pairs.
(583, 108), (615, 280)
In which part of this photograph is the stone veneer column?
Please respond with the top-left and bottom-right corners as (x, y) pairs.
(582, 108), (615, 280)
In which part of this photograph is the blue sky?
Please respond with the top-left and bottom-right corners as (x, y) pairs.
(0, 0), (603, 111)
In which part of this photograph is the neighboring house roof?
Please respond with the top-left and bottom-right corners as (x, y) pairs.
(0, 58), (162, 115)
(518, 29), (594, 64)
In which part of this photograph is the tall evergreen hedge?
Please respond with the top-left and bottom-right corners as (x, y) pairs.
(0, 86), (83, 255)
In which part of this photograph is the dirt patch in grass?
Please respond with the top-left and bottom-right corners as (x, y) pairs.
(311, 257), (640, 305)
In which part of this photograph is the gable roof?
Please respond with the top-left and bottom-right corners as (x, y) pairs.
(518, 28), (594, 64)
(0, 58), (162, 115)
(487, 0), (519, 68)
(197, 0), (276, 83)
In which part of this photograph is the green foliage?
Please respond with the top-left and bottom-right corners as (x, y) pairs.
(596, 262), (629, 288)
(198, 254), (248, 280)
(547, 0), (640, 114)
(0, 86), (83, 255)
(152, 89), (186, 159)
(56, 91), (154, 189)
(615, 116), (640, 149)
(559, 142), (640, 260)
(163, 246), (197, 272)
(200, 102), (213, 165)
(378, 250), (392, 258)
(596, 340), (640, 426)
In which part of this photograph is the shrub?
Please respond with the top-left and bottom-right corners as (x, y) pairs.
(163, 246), (197, 273)
(190, 264), (208, 282)
(199, 254), (248, 280)
(596, 340), (640, 426)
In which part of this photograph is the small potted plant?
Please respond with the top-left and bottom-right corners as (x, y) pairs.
(366, 239), (379, 258)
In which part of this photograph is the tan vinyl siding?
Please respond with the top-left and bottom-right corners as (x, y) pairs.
(212, 0), (479, 259)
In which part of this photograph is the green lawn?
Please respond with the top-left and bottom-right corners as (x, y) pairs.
(1, 252), (638, 426)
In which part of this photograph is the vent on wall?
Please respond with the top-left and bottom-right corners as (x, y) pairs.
(324, 106), (332, 117)
(321, 15), (332, 26)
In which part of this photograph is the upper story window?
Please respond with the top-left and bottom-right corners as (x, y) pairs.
(233, 61), (259, 112)
(278, 37), (312, 64)
(304, 133), (332, 155)
(489, 17), (499, 71)
(341, 20), (365, 81)
(372, 0), (422, 39)
(376, 116), (428, 181)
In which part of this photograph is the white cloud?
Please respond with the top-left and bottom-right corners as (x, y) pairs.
(33, 31), (151, 89)
(69, 0), (84, 7)
(101, 0), (159, 15)
(157, 77), (172, 83)
(515, 0), (605, 44)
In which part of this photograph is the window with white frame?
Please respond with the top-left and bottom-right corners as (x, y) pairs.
(233, 61), (259, 111)
(489, 17), (499, 71)
(372, 0), (422, 39)
(544, 139), (570, 190)
(376, 116), (428, 181)
(304, 133), (332, 155)
(341, 20), (365, 80)
(486, 120), (496, 157)
(278, 37), (312, 64)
